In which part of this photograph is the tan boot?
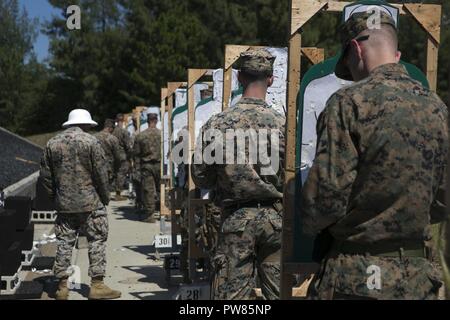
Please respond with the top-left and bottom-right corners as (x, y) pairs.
(142, 214), (156, 223)
(55, 278), (69, 300)
(88, 277), (121, 300)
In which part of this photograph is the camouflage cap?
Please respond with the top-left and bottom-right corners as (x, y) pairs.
(237, 49), (275, 76)
(335, 10), (397, 81)
(104, 118), (115, 128)
(147, 113), (158, 121)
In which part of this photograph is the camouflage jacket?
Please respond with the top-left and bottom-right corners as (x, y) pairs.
(94, 131), (125, 173)
(113, 126), (132, 158)
(302, 63), (448, 247)
(192, 97), (286, 207)
(133, 127), (161, 173)
(40, 126), (110, 213)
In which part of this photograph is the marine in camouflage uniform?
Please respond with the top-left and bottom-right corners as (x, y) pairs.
(301, 12), (448, 300)
(133, 113), (161, 221)
(192, 49), (285, 300)
(113, 113), (132, 198)
(94, 119), (126, 187)
(40, 109), (120, 300)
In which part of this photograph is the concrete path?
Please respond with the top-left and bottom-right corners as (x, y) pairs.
(66, 198), (179, 300)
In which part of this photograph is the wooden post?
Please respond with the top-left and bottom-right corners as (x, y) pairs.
(280, 32), (302, 300)
(160, 88), (170, 218)
(187, 69), (213, 281)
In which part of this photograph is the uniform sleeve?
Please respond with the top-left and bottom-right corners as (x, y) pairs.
(301, 93), (359, 236)
(112, 137), (126, 171)
(39, 147), (55, 200)
(430, 165), (447, 224)
(133, 136), (141, 173)
(91, 141), (110, 206)
(123, 130), (133, 157)
(191, 124), (217, 189)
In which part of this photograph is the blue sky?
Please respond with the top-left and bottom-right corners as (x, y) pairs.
(19, 0), (61, 62)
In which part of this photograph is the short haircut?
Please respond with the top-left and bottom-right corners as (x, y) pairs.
(362, 24), (398, 54)
(116, 113), (124, 121)
(147, 113), (158, 122)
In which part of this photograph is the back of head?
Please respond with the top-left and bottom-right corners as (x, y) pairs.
(236, 49), (275, 92)
(116, 113), (124, 123)
(147, 113), (158, 127)
(104, 119), (115, 130)
(335, 10), (399, 81)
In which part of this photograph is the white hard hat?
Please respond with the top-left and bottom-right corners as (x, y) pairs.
(62, 109), (98, 128)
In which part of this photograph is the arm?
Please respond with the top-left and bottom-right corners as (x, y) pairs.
(430, 166), (447, 224)
(191, 125), (217, 189)
(132, 136), (141, 175)
(123, 130), (133, 157)
(112, 137), (126, 172)
(301, 93), (359, 236)
(91, 141), (110, 206)
(39, 147), (55, 200)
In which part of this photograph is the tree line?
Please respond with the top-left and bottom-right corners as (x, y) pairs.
(0, 0), (448, 136)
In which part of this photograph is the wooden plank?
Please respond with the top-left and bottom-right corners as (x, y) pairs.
(280, 31), (302, 300)
(291, 0), (327, 35)
(222, 67), (234, 110)
(301, 47), (325, 65)
(291, 0), (411, 35)
(187, 69), (211, 280)
(426, 38), (439, 93)
(404, 3), (441, 44)
(160, 88), (170, 218)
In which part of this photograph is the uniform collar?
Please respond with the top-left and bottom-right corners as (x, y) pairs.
(370, 63), (408, 79)
(65, 126), (83, 133)
(238, 97), (269, 108)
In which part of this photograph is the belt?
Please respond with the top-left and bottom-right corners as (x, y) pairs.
(222, 199), (281, 211)
(262, 250), (281, 263)
(331, 241), (427, 258)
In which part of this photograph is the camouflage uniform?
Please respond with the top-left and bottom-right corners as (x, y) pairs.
(40, 126), (110, 279)
(95, 131), (125, 185)
(302, 12), (448, 300)
(113, 126), (132, 192)
(133, 127), (161, 216)
(192, 49), (285, 300)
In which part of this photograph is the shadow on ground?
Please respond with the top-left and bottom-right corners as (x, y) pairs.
(113, 205), (146, 222)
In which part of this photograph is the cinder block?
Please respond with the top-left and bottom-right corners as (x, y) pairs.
(5, 196), (32, 231)
(15, 223), (34, 252)
(0, 241), (22, 277)
(0, 209), (16, 253)
(13, 281), (44, 300)
(33, 176), (55, 211)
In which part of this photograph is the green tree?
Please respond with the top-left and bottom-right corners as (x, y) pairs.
(0, 0), (43, 134)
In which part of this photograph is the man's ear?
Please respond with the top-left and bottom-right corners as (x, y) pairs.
(267, 75), (274, 87)
(349, 39), (363, 60)
(395, 50), (402, 63)
(237, 71), (244, 85)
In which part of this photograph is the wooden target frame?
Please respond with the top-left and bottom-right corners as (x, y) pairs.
(222, 44), (325, 110)
(281, 0), (442, 300)
(160, 88), (170, 218)
(186, 68), (216, 281)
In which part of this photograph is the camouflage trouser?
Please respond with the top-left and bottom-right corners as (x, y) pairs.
(141, 163), (161, 215)
(212, 206), (282, 300)
(308, 254), (443, 300)
(54, 208), (108, 279)
(115, 160), (130, 192)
